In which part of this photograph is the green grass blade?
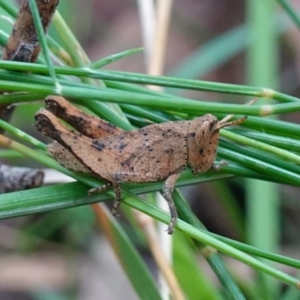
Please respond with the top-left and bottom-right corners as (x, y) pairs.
(90, 47), (144, 69)
(28, 0), (57, 83)
(173, 233), (223, 300)
(0, 184), (299, 289)
(0, 182), (162, 300)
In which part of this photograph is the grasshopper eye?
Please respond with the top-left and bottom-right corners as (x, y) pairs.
(209, 119), (219, 133)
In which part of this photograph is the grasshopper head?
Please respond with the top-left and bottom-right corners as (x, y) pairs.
(187, 114), (247, 174)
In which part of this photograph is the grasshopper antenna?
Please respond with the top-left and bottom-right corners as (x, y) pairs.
(213, 97), (260, 131)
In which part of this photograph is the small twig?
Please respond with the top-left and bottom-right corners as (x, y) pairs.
(0, 0), (59, 125)
(0, 0), (59, 191)
(2, 0), (59, 62)
(0, 163), (44, 193)
(0, 133), (44, 192)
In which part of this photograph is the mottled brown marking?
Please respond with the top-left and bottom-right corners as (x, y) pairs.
(92, 140), (106, 151)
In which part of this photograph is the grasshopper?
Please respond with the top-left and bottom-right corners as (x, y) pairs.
(35, 96), (250, 234)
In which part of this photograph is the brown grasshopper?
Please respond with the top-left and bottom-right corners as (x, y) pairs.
(35, 96), (250, 234)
